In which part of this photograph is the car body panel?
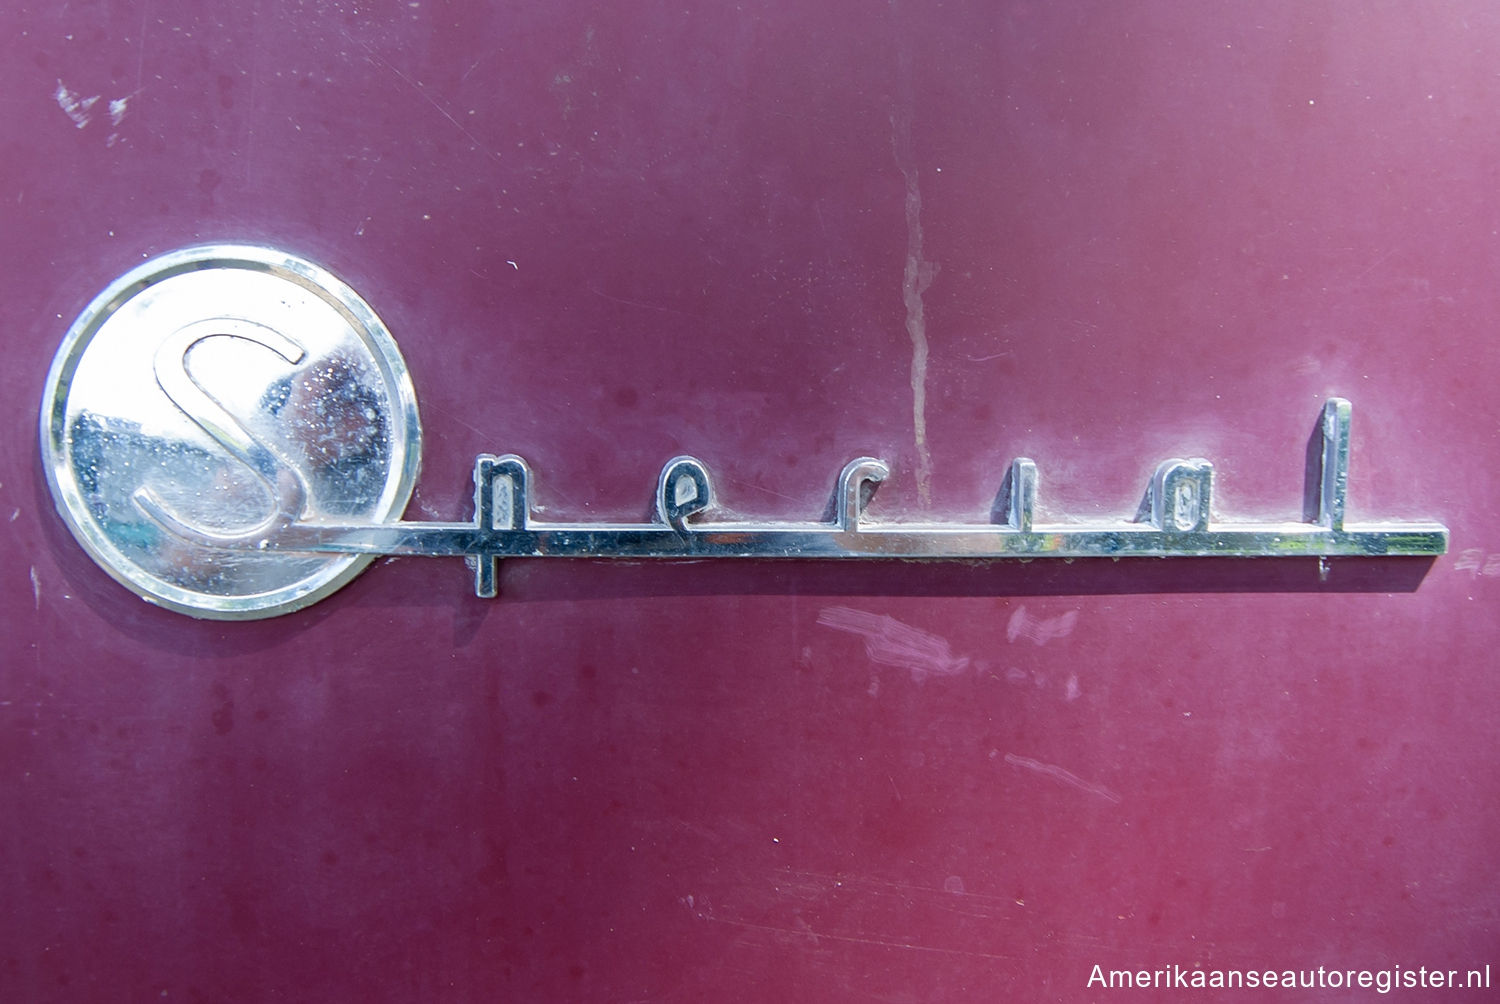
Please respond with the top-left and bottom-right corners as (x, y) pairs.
(2, 2), (1495, 999)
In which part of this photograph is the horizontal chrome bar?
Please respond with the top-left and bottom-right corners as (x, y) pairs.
(266, 519), (1448, 560)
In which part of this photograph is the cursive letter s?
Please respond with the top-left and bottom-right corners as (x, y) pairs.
(133, 318), (312, 546)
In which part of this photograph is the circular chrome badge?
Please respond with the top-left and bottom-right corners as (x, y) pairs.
(40, 245), (421, 619)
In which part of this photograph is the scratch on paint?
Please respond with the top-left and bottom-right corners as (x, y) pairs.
(1004, 752), (1121, 804)
(353, 37), (499, 162)
(30, 567), (40, 610)
(1006, 605), (1079, 646)
(587, 284), (701, 319)
(818, 605), (970, 682)
(693, 911), (1017, 962)
(890, 3), (936, 505)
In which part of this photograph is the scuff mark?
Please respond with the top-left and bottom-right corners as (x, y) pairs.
(691, 910), (1017, 961)
(105, 95), (133, 146)
(1006, 605), (1079, 646)
(818, 605), (970, 682)
(55, 81), (136, 145)
(30, 566), (40, 610)
(54, 80), (100, 128)
(890, 6), (937, 505)
(1004, 752), (1120, 804)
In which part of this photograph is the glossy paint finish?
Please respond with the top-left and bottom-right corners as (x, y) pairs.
(2, 2), (1496, 1000)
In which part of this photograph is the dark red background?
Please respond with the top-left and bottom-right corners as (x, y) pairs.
(2, 1), (1496, 1000)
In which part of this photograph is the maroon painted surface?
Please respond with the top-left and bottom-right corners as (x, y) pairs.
(2, 2), (1497, 1000)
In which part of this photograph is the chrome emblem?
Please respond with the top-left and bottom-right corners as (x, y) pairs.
(42, 246), (1447, 619)
(40, 246), (421, 618)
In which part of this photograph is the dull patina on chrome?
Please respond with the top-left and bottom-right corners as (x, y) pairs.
(42, 247), (1447, 619)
